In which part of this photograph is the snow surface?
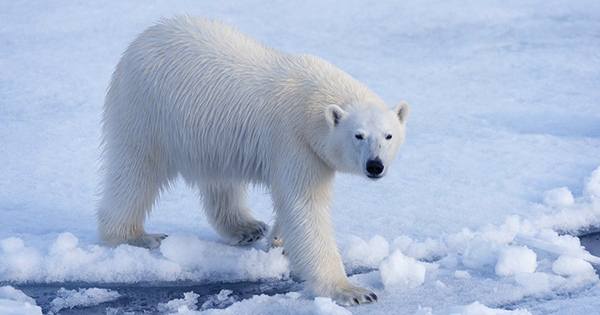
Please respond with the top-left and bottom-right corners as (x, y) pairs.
(1, 0), (600, 314)
(449, 302), (531, 315)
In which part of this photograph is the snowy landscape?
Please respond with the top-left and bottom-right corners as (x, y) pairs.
(2, 0), (600, 314)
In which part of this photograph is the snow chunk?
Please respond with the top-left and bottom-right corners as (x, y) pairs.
(392, 235), (445, 260)
(543, 187), (574, 208)
(0, 286), (42, 315)
(379, 250), (426, 289)
(344, 235), (389, 267)
(49, 288), (120, 314)
(160, 235), (289, 281)
(534, 167), (600, 233)
(585, 166), (600, 199)
(495, 246), (537, 277)
(451, 301), (532, 315)
(552, 255), (596, 278)
(200, 290), (237, 310)
(454, 270), (471, 279)
(158, 291), (200, 314)
(0, 237), (42, 281)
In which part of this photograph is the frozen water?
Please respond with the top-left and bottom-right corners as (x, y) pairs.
(2, 0), (600, 314)
(157, 291), (200, 314)
(49, 288), (120, 314)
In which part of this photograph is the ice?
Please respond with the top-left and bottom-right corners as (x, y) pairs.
(0, 237), (42, 281)
(313, 297), (353, 315)
(552, 255), (596, 278)
(391, 236), (444, 261)
(585, 166), (600, 199)
(0, 286), (42, 315)
(2, 0), (600, 313)
(543, 187), (575, 208)
(454, 270), (471, 279)
(461, 239), (501, 270)
(344, 235), (390, 268)
(0, 233), (288, 283)
(450, 301), (531, 315)
(187, 293), (350, 315)
(495, 246), (537, 277)
(160, 235), (289, 282)
(49, 288), (120, 314)
(413, 306), (433, 315)
(200, 290), (237, 310)
(379, 250), (426, 289)
(513, 272), (555, 296)
(158, 291), (200, 314)
(533, 168), (600, 233)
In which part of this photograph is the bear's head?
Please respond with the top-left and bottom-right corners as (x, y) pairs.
(323, 102), (409, 179)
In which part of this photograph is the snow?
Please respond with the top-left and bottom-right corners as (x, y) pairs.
(2, 0), (600, 314)
(158, 291), (200, 314)
(0, 286), (42, 315)
(552, 255), (596, 278)
(585, 167), (600, 199)
(450, 301), (531, 315)
(0, 232), (288, 283)
(379, 250), (427, 289)
(200, 290), (237, 311)
(454, 271), (471, 279)
(190, 293), (352, 315)
(345, 235), (390, 268)
(495, 246), (537, 277)
(49, 288), (120, 314)
(543, 187), (575, 208)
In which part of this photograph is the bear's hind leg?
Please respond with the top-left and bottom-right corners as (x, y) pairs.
(97, 153), (168, 249)
(201, 182), (267, 245)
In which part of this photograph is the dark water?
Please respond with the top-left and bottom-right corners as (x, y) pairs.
(579, 232), (600, 259)
(14, 279), (300, 314)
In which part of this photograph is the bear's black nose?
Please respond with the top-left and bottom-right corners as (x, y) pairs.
(366, 158), (384, 177)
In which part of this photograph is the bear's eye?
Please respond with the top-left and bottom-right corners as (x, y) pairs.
(385, 134), (392, 140)
(355, 134), (364, 140)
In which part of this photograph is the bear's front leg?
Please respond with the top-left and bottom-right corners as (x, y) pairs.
(271, 169), (377, 306)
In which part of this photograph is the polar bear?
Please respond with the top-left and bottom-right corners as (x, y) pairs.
(97, 16), (409, 305)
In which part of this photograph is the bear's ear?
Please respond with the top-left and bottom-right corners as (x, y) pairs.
(325, 104), (347, 127)
(394, 101), (410, 124)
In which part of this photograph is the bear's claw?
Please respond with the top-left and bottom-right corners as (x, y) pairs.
(127, 233), (168, 249)
(332, 284), (378, 306)
(235, 221), (267, 245)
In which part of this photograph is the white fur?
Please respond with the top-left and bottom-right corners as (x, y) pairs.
(97, 16), (408, 305)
